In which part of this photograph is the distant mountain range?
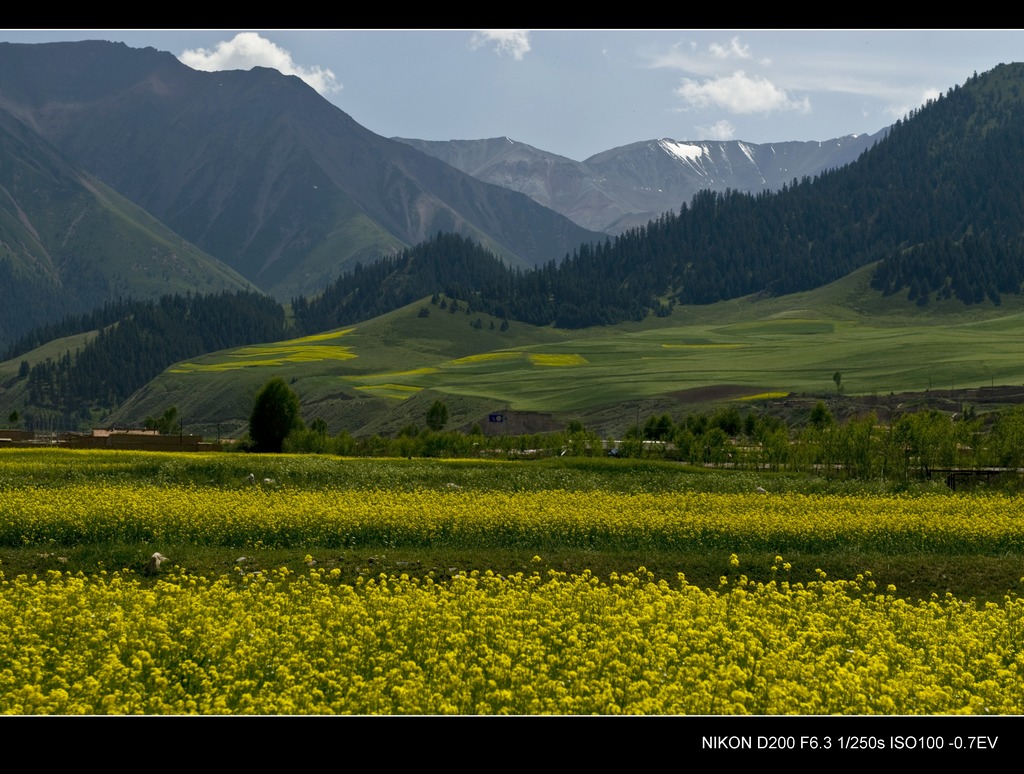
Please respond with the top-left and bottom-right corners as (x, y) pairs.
(0, 39), (896, 349)
(0, 40), (600, 339)
(8, 37), (1024, 370)
(395, 133), (883, 233)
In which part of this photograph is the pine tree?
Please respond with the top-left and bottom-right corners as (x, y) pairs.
(426, 400), (449, 431)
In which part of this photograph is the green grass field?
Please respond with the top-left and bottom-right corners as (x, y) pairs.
(105, 266), (1024, 435)
(9, 262), (1024, 439)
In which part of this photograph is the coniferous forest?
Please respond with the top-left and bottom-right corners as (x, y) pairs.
(22, 292), (285, 415)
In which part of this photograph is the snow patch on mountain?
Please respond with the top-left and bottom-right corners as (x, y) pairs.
(658, 139), (705, 163)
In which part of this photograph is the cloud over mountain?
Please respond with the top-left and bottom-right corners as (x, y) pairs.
(179, 32), (341, 95)
(675, 71), (810, 115)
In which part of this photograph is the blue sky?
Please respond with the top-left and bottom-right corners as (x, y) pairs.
(4, 30), (1024, 160)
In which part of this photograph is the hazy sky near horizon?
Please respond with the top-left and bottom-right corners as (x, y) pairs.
(4, 29), (1023, 160)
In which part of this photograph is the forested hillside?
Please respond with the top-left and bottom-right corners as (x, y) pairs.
(869, 66), (1024, 304)
(297, 65), (1024, 330)
(291, 231), (646, 332)
(21, 291), (286, 417)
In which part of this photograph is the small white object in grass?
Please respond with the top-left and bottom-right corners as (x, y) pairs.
(146, 552), (168, 575)
(756, 486), (767, 494)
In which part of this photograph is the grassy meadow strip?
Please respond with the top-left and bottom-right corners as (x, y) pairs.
(2, 567), (1023, 715)
(0, 447), (943, 494)
(3, 484), (1024, 553)
(0, 448), (697, 491)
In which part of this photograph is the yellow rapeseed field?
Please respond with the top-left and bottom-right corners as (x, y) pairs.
(3, 485), (1023, 553)
(2, 451), (1024, 714)
(2, 567), (1023, 714)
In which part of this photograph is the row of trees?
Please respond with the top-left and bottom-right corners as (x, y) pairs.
(240, 377), (1024, 486)
(635, 404), (1024, 480)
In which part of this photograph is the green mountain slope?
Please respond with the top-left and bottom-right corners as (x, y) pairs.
(94, 263), (1024, 439)
(0, 41), (602, 301)
(0, 105), (253, 347)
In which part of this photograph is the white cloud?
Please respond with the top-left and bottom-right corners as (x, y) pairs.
(708, 37), (751, 61)
(470, 30), (531, 61)
(648, 36), (765, 73)
(700, 120), (736, 140)
(179, 32), (341, 95)
(887, 87), (943, 121)
(675, 71), (810, 115)
(645, 41), (706, 72)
